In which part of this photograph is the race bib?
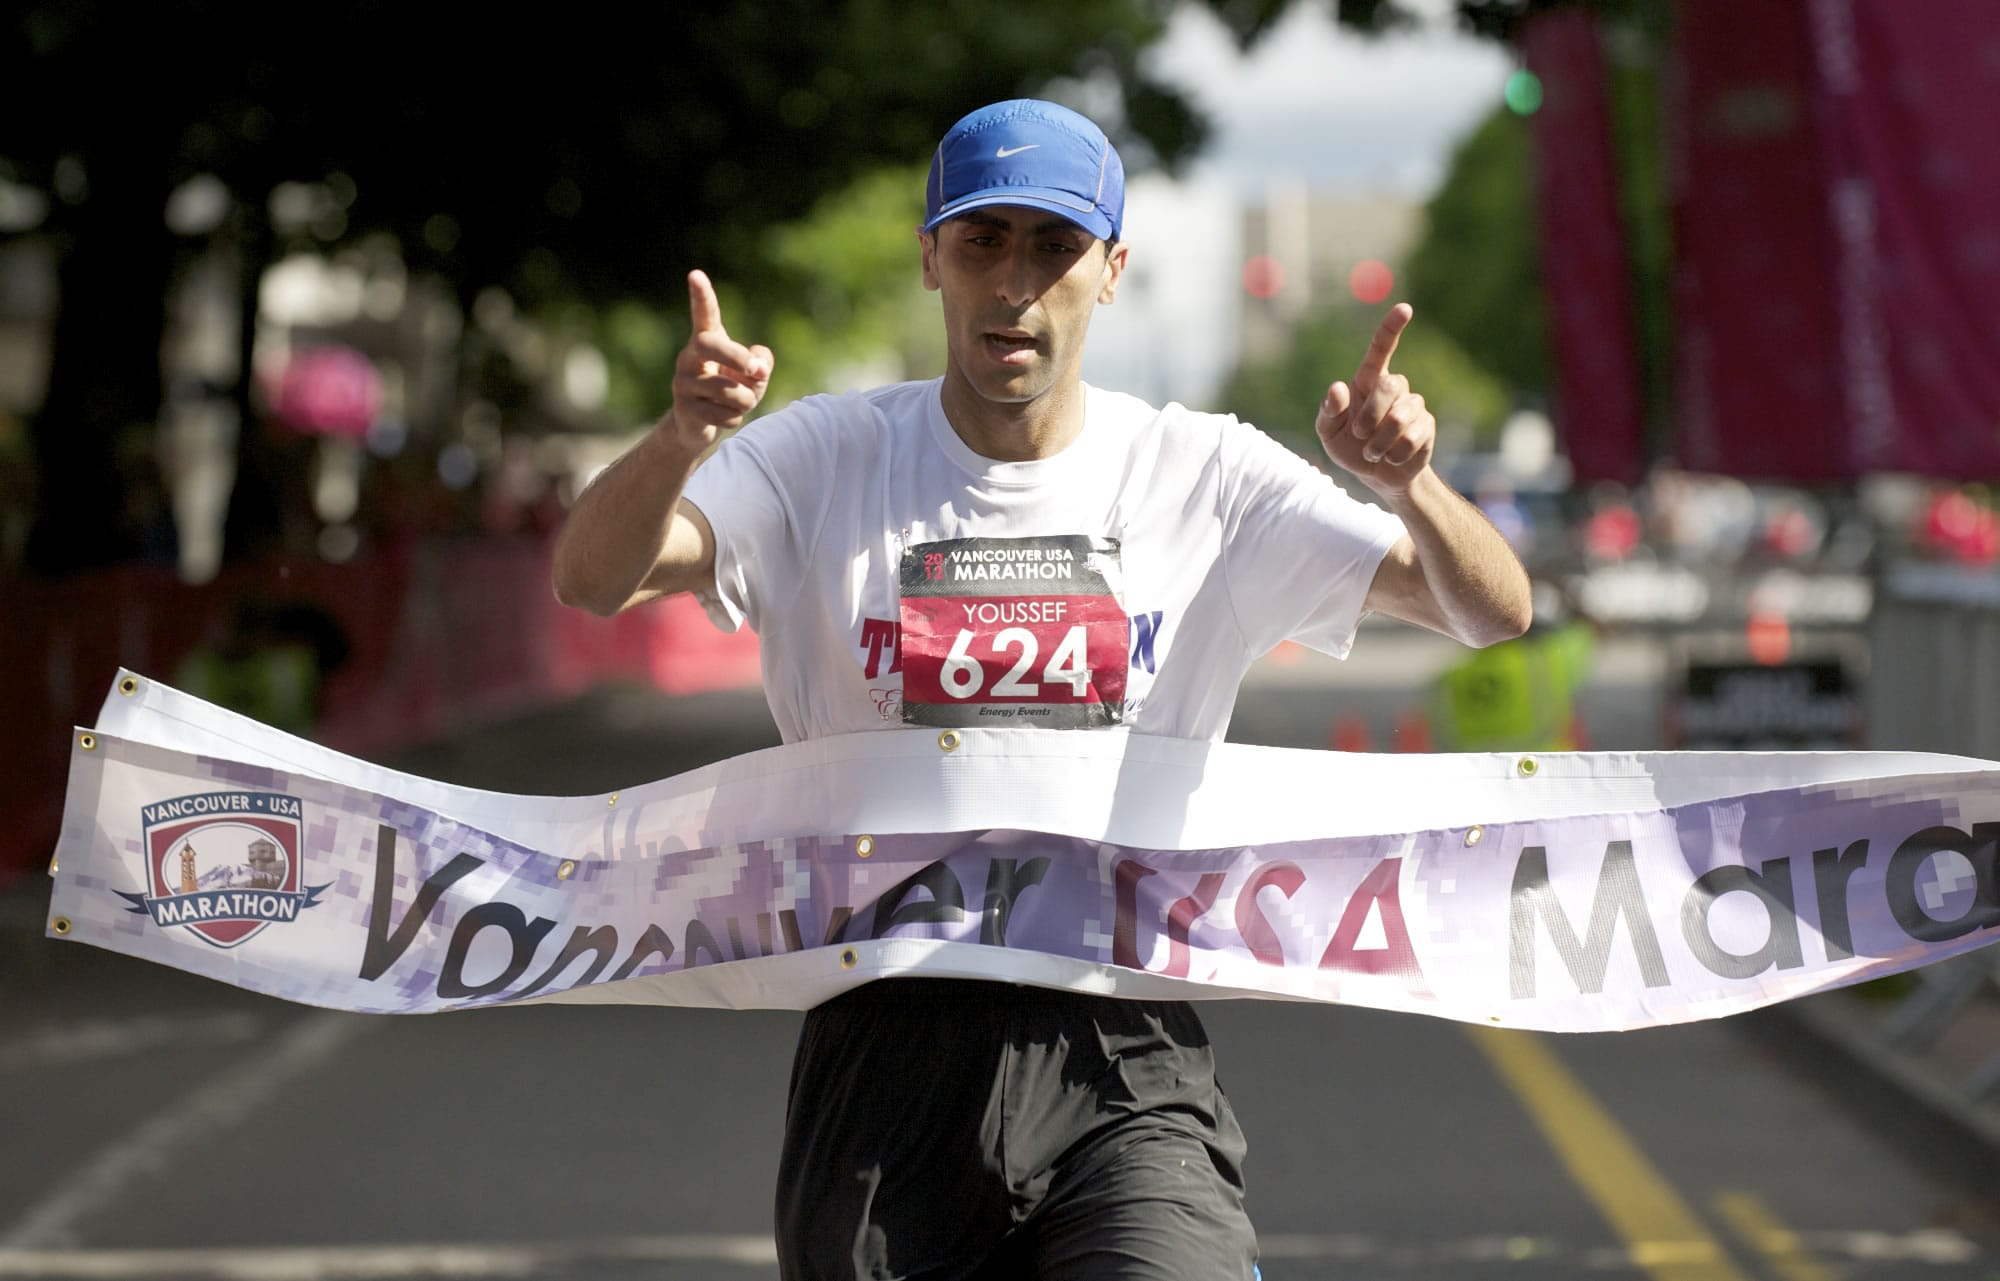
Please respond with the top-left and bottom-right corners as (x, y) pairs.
(898, 535), (1127, 729)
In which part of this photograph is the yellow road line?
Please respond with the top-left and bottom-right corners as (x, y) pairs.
(1467, 1027), (1750, 1281)
(1713, 1190), (1837, 1281)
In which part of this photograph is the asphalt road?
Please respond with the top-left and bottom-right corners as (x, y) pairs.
(3, 629), (1996, 1280)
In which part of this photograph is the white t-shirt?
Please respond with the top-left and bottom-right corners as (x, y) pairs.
(682, 378), (1404, 743)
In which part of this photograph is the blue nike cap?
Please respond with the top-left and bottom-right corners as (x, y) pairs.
(923, 99), (1125, 243)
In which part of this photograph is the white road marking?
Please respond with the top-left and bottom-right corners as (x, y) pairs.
(0, 1230), (1977, 1278)
(0, 1235), (779, 1278)
(0, 1013), (362, 1251)
(0, 1011), (264, 1072)
(1803, 1228), (1983, 1265)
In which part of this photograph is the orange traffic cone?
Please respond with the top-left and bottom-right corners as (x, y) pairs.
(1330, 714), (1372, 754)
(1393, 709), (1433, 753)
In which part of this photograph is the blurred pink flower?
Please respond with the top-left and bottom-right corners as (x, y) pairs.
(272, 345), (383, 438)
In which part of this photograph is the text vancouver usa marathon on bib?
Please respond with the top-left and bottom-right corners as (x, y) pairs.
(898, 535), (1127, 729)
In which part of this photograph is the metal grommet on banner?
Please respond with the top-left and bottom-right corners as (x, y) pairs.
(938, 730), (961, 753)
(47, 852), (59, 875)
(556, 860), (576, 881)
(78, 733), (97, 752)
(51, 917), (71, 936)
(1516, 757), (1539, 778)
(1464, 825), (1484, 847)
(839, 947), (858, 970)
(855, 836), (875, 859)
(607, 792), (619, 807)
(118, 675), (139, 696)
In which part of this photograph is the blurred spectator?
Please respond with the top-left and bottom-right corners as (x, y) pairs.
(1429, 602), (1596, 752)
(172, 595), (350, 734)
(1756, 493), (1826, 563)
(223, 409), (320, 564)
(0, 408), (33, 570)
(1581, 486), (1642, 563)
(1473, 472), (1534, 558)
(1917, 485), (2000, 565)
(480, 436), (559, 536)
(1645, 468), (1758, 565)
(117, 426), (180, 566)
(270, 345), (383, 441)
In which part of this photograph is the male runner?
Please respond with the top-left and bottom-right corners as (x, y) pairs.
(553, 98), (1531, 1281)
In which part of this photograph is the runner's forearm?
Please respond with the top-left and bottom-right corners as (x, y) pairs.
(551, 417), (707, 616)
(1383, 468), (1532, 648)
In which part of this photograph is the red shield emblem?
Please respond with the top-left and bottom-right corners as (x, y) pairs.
(126, 792), (315, 949)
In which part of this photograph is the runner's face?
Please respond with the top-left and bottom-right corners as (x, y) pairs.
(920, 206), (1127, 406)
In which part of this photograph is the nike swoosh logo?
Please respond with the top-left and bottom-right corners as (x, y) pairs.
(995, 144), (1040, 158)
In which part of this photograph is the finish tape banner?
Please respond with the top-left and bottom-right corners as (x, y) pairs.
(44, 671), (2000, 1031)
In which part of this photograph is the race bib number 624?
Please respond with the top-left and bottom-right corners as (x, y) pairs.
(898, 535), (1127, 729)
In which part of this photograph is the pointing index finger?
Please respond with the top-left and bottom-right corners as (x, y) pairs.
(687, 269), (725, 336)
(1355, 302), (1413, 389)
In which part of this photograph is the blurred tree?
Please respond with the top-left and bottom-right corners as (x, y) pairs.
(565, 162), (942, 428)
(1434, 0), (1673, 444)
(1402, 106), (1550, 400)
(1219, 301), (1509, 458)
(1, 0), (1422, 576)
(1405, 0), (1671, 432)
(751, 163), (945, 413)
(1452, 0), (1594, 41)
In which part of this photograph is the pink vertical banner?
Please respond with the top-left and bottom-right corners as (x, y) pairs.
(1667, 2), (1848, 481)
(1524, 9), (1647, 486)
(1808, 0), (2000, 479)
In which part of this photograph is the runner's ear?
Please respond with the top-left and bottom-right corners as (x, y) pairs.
(918, 228), (941, 292)
(1098, 239), (1130, 305)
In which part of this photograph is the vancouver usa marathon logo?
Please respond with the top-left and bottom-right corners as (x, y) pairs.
(117, 791), (327, 949)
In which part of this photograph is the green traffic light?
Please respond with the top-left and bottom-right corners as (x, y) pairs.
(1505, 69), (1544, 116)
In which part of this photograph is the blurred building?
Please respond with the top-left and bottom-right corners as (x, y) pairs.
(1235, 185), (1418, 364)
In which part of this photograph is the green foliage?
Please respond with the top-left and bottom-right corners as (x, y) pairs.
(1402, 107), (1551, 399)
(1219, 302), (1510, 457)
(595, 302), (681, 430)
(0, 0), (1448, 571)
(580, 164), (944, 425)
(756, 164), (945, 409)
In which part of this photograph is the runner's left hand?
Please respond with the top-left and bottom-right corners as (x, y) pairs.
(1316, 304), (1434, 498)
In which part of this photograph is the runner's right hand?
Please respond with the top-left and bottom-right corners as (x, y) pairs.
(664, 270), (773, 451)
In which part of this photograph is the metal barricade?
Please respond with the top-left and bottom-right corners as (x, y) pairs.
(1868, 561), (2000, 759)
(1845, 559), (2000, 1147)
